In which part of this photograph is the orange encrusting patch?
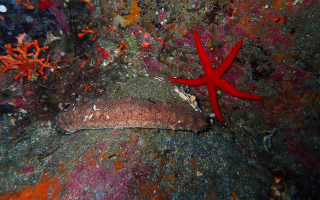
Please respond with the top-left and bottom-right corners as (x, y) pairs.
(117, 150), (123, 157)
(272, 0), (294, 10)
(0, 175), (61, 200)
(115, 161), (122, 169)
(273, 54), (284, 62)
(300, 93), (319, 103)
(230, 190), (240, 200)
(103, 152), (110, 159)
(166, 174), (174, 180)
(190, 157), (201, 170)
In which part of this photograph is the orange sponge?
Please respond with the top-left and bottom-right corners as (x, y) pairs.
(124, 0), (142, 25)
(0, 175), (61, 200)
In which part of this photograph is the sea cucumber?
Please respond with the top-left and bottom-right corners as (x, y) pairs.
(57, 97), (208, 133)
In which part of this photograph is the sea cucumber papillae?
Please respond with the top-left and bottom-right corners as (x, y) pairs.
(57, 98), (208, 133)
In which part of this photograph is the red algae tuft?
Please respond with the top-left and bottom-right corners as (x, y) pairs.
(38, 0), (54, 10)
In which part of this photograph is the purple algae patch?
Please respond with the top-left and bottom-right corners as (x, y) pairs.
(62, 160), (132, 200)
(143, 57), (166, 73)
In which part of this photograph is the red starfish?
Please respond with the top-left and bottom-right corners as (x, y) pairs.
(168, 31), (262, 122)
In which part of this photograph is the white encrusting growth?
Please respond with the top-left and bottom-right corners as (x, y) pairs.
(93, 105), (100, 111)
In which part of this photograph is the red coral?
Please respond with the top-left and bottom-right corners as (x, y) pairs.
(95, 42), (110, 59)
(16, 0), (34, 10)
(0, 40), (57, 81)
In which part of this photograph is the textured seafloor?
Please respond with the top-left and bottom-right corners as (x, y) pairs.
(57, 97), (208, 133)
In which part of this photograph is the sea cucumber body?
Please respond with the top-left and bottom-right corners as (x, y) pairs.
(57, 98), (208, 133)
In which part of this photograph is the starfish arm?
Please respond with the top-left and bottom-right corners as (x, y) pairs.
(194, 31), (213, 71)
(168, 76), (206, 86)
(207, 84), (225, 122)
(217, 79), (263, 100)
(215, 40), (243, 78)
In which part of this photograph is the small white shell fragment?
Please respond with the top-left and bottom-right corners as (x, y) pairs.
(0, 5), (7, 13)
(196, 171), (203, 176)
(173, 86), (200, 111)
(93, 105), (100, 111)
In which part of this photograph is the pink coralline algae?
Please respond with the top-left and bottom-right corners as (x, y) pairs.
(257, 65), (317, 132)
(48, 6), (70, 34)
(158, 10), (168, 28)
(62, 138), (158, 200)
(22, 165), (34, 173)
(62, 160), (132, 200)
(286, 136), (320, 175)
(143, 57), (166, 72)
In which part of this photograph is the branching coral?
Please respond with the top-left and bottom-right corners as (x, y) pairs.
(0, 40), (57, 81)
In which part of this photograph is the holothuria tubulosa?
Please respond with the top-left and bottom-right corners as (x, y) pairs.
(57, 97), (208, 133)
